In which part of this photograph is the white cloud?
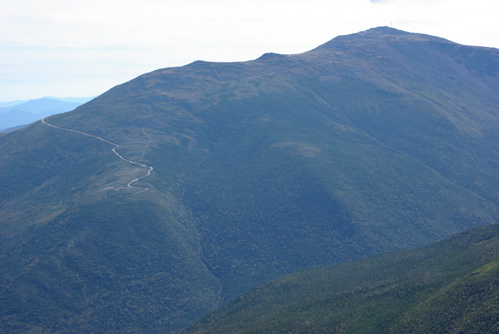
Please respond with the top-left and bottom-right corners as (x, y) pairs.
(1, 0), (498, 100)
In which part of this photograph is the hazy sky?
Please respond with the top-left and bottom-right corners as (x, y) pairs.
(1, 0), (498, 101)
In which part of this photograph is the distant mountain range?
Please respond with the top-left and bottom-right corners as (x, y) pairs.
(0, 27), (498, 333)
(0, 97), (94, 131)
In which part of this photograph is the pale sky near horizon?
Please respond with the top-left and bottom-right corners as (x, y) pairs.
(1, 0), (498, 101)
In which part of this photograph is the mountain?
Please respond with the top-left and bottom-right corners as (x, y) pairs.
(43, 97), (96, 104)
(184, 222), (499, 334)
(0, 97), (93, 131)
(0, 27), (498, 332)
(0, 100), (29, 108)
(0, 97), (93, 108)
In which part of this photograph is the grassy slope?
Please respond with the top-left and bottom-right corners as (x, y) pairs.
(0, 121), (220, 333)
(185, 223), (499, 334)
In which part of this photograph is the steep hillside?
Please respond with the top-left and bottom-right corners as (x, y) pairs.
(0, 27), (498, 332)
(184, 222), (499, 334)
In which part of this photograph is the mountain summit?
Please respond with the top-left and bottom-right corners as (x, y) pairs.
(0, 27), (498, 333)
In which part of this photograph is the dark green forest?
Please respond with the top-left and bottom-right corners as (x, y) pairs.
(185, 223), (499, 334)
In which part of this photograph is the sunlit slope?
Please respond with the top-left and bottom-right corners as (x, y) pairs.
(0, 27), (498, 332)
(185, 223), (499, 334)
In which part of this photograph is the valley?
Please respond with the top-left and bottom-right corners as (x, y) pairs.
(185, 222), (499, 333)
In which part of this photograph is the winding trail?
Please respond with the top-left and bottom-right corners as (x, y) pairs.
(41, 118), (153, 194)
